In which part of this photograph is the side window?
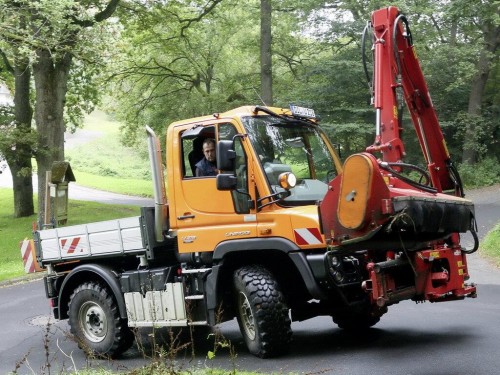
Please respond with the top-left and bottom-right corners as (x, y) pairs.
(231, 137), (250, 214)
(180, 123), (237, 179)
(181, 126), (215, 178)
(218, 123), (237, 141)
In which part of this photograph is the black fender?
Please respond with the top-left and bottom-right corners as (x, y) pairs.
(212, 237), (300, 261)
(205, 237), (326, 324)
(58, 263), (127, 320)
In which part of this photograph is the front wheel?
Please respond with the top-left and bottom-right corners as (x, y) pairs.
(68, 282), (133, 358)
(233, 265), (292, 358)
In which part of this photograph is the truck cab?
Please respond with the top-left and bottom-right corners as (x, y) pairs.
(160, 106), (353, 358)
(167, 105), (342, 256)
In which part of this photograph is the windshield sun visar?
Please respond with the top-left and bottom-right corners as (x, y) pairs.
(242, 115), (337, 204)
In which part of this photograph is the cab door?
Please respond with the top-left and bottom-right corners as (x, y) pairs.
(171, 122), (257, 255)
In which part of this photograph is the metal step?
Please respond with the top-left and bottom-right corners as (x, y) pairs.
(185, 295), (204, 300)
(182, 268), (211, 274)
(188, 321), (208, 326)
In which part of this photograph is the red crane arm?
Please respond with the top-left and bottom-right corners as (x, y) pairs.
(366, 7), (456, 192)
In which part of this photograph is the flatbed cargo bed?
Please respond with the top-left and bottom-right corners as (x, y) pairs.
(34, 216), (147, 264)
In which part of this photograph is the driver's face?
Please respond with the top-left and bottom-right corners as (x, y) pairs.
(203, 143), (216, 162)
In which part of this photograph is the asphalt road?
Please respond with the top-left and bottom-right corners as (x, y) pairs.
(0, 185), (499, 374)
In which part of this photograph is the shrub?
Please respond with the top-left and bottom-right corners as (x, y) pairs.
(458, 158), (500, 188)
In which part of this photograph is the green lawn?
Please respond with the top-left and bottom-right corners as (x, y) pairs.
(73, 170), (153, 197)
(0, 188), (140, 282)
(65, 111), (153, 197)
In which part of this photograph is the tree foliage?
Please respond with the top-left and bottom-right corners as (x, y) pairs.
(108, 0), (498, 170)
(106, 0), (258, 145)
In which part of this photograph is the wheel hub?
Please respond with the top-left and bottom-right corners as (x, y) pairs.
(238, 292), (256, 340)
(79, 301), (107, 343)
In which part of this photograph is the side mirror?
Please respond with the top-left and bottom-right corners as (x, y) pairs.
(216, 174), (237, 191)
(217, 140), (236, 171)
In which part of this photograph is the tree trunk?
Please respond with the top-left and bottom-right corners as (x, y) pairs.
(462, 23), (499, 164)
(260, 0), (273, 106)
(9, 61), (35, 217)
(33, 50), (72, 225)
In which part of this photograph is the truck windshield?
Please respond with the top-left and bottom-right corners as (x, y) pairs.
(242, 115), (337, 204)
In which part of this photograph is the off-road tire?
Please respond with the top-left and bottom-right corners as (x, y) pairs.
(233, 265), (292, 358)
(68, 282), (133, 358)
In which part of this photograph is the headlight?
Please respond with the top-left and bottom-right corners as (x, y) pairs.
(278, 172), (297, 190)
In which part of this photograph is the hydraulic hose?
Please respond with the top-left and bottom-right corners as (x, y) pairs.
(392, 14), (412, 79)
(462, 229), (479, 254)
(361, 22), (374, 96)
(379, 161), (438, 194)
(447, 160), (465, 198)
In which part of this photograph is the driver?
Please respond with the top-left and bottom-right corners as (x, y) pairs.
(195, 138), (217, 177)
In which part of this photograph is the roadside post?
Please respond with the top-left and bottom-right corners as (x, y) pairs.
(48, 161), (76, 227)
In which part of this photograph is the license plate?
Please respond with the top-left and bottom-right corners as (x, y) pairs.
(290, 104), (316, 119)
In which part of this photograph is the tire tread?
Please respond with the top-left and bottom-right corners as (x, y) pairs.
(68, 281), (133, 358)
(234, 265), (292, 358)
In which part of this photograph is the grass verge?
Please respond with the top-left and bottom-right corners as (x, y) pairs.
(481, 223), (500, 267)
(73, 171), (153, 197)
(0, 188), (140, 282)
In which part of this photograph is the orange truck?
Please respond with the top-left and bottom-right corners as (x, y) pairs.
(33, 7), (477, 359)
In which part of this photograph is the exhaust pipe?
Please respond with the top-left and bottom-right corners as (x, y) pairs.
(146, 126), (168, 242)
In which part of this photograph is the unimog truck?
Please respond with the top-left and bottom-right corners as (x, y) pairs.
(33, 7), (477, 358)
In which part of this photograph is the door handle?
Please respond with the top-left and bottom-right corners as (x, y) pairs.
(177, 214), (195, 220)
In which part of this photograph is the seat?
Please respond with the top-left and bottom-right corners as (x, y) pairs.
(188, 137), (205, 176)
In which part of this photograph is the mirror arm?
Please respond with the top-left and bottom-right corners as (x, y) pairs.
(232, 133), (248, 142)
(256, 191), (291, 211)
(234, 189), (255, 210)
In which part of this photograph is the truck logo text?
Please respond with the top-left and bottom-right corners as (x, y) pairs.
(225, 231), (251, 237)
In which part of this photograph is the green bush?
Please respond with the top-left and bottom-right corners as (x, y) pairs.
(458, 158), (500, 188)
(98, 165), (118, 176)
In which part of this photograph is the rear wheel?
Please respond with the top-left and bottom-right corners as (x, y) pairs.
(68, 282), (133, 358)
(233, 265), (292, 358)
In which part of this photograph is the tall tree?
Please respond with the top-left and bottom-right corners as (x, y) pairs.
(10, 57), (34, 217)
(0, 0), (120, 222)
(0, 7), (35, 217)
(107, 0), (250, 139)
(458, 1), (500, 164)
(33, 0), (120, 224)
(260, 0), (273, 105)
(109, 0), (321, 137)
